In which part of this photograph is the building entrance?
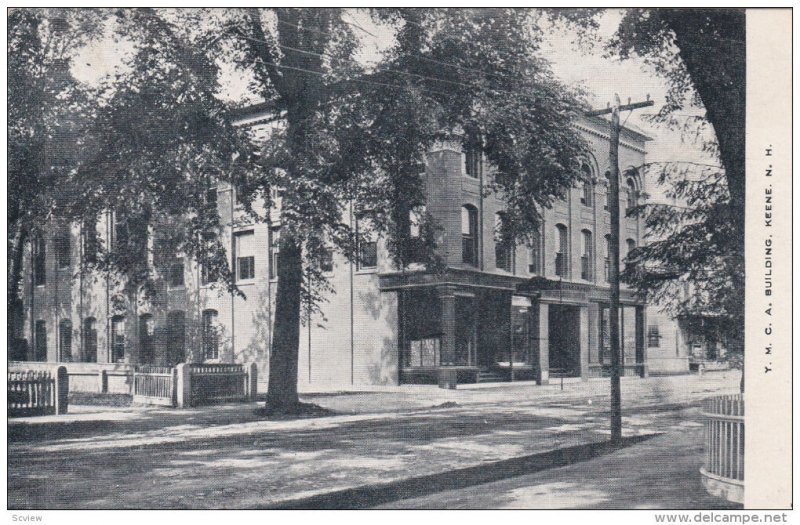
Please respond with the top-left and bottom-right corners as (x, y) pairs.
(548, 304), (581, 377)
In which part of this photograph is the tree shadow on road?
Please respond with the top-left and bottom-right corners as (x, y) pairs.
(266, 434), (657, 509)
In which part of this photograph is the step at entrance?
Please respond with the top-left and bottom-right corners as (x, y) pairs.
(477, 369), (508, 383)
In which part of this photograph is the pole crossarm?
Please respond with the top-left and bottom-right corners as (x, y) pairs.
(585, 99), (654, 117)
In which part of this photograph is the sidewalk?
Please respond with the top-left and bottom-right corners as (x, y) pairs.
(377, 425), (741, 509)
(8, 372), (740, 509)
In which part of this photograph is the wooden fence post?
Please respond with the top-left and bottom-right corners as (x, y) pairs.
(55, 366), (69, 415)
(246, 362), (258, 401)
(98, 369), (108, 393)
(176, 363), (191, 408)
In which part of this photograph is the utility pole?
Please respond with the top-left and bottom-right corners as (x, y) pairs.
(585, 94), (653, 444)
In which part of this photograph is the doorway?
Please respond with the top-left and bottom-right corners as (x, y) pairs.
(548, 305), (581, 377)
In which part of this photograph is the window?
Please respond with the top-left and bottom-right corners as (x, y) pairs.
(604, 234), (611, 282)
(55, 225), (71, 269)
(626, 238), (637, 258)
(528, 227), (542, 274)
(84, 217), (98, 264)
(647, 325), (661, 348)
(405, 205), (427, 264)
(555, 224), (568, 277)
(461, 205), (478, 266)
(408, 338), (441, 368)
(581, 229), (593, 280)
(205, 184), (218, 211)
(168, 257), (185, 287)
(33, 234), (46, 286)
(166, 311), (185, 365)
(200, 232), (218, 285)
(269, 227), (280, 280)
(114, 214), (128, 251)
(201, 262), (218, 285)
(580, 163), (593, 207)
(356, 218), (377, 270)
(625, 238), (637, 271)
(495, 212), (512, 272)
(202, 309), (219, 360)
(83, 318), (97, 363)
(464, 144), (480, 178)
(626, 178), (637, 214)
(270, 186), (281, 202)
(235, 230), (255, 281)
(59, 320), (72, 362)
(320, 248), (334, 273)
(604, 170), (611, 211)
(34, 320), (47, 361)
(139, 314), (155, 364)
(409, 206), (425, 238)
(111, 315), (126, 363)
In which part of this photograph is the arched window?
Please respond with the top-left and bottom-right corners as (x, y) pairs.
(409, 205), (426, 238)
(111, 315), (126, 363)
(580, 163), (593, 207)
(33, 234), (46, 286)
(581, 230), (593, 280)
(269, 226), (280, 280)
(139, 314), (155, 364)
(461, 205), (478, 266)
(626, 177), (637, 214)
(555, 223), (568, 277)
(626, 238), (637, 257)
(166, 311), (185, 365)
(55, 224), (71, 269)
(494, 212), (512, 272)
(58, 320), (72, 362)
(34, 320), (47, 361)
(202, 309), (220, 361)
(604, 234), (612, 282)
(406, 205), (427, 264)
(528, 224), (542, 275)
(83, 317), (97, 363)
(604, 171), (611, 211)
(83, 215), (98, 265)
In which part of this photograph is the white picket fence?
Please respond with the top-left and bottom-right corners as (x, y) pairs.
(700, 394), (744, 504)
(8, 367), (68, 417)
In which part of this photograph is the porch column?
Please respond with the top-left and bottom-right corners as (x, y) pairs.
(533, 301), (549, 385)
(588, 302), (601, 370)
(438, 286), (456, 366)
(636, 305), (648, 378)
(579, 304), (590, 381)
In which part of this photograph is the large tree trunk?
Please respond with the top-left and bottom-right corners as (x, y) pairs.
(266, 234), (303, 411)
(7, 223), (28, 356)
(665, 9), (746, 240)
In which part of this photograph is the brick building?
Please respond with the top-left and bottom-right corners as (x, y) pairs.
(13, 112), (666, 390)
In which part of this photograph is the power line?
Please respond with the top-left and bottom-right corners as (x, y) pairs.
(277, 13), (538, 87)
(251, 56), (453, 99)
(237, 32), (542, 105)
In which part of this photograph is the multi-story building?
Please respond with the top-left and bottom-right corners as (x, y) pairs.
(13, 111), (660, 390)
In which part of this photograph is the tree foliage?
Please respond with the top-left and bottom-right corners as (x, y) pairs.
(622, 163), (744, 349)
(609, 8), (745, 240)
(606, 9), (745, 356)
(73, 9), (260, 301)
(213, 8), (592, 410)
(9, 8), (593, 410)
(7, 9), (103, 353)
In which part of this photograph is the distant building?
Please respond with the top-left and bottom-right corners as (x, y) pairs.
(13, 112), (679, 389)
